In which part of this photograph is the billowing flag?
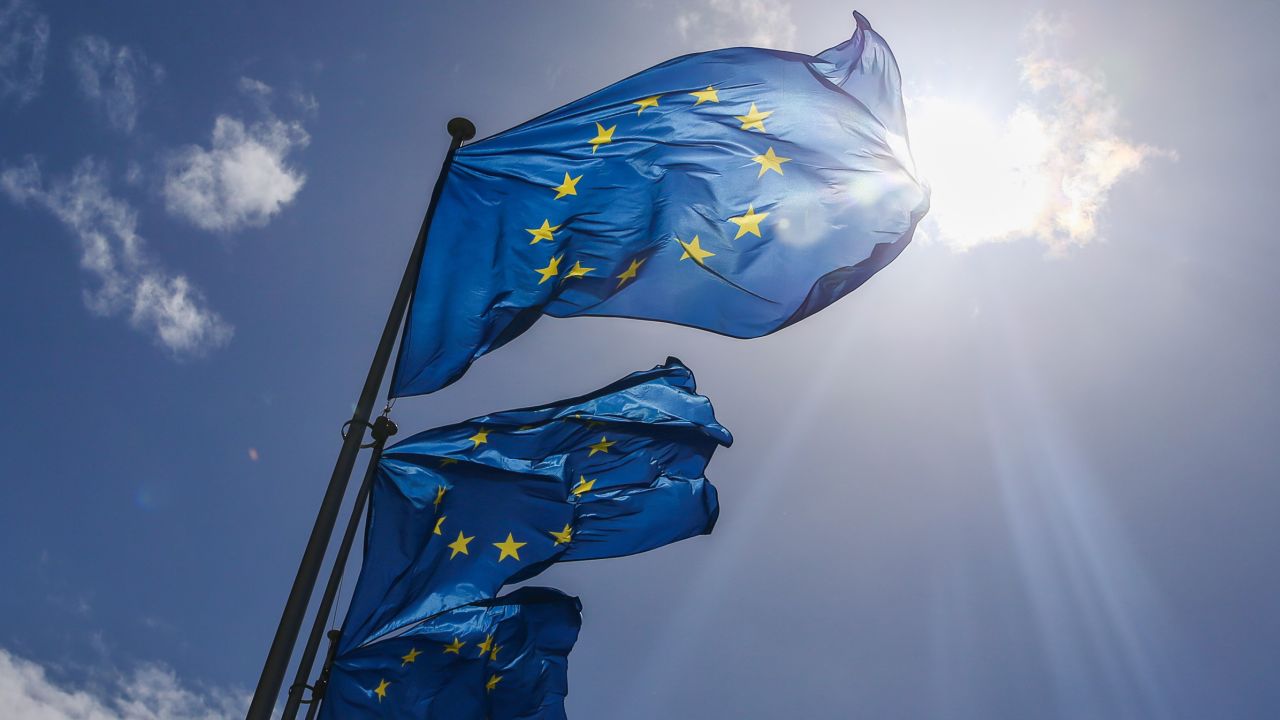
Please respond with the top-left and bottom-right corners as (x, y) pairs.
(339, 358), (731, 653)
(320, 587), (582, 720)
(391, 12), (928, 397)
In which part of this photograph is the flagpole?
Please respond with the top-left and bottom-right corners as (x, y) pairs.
(246, 117), (476, 720)
(281, 415), (395, 720)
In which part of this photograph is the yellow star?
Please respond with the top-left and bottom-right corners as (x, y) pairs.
(550, 524), (574, 545)
(493, 533), (527, 562)
(373, 679), (390, 702)
(469, 428), (489, 448)
(677, 235), (715, 265)
(729, 205), (769, 239)
(587, 436), (616, 456)
(489, 643), (502, 661)
(633, 95), (660, 114)
(476, 634), (493, 657)
(616, 257), (644, 287)
(735, 102), (772, 132)
(447, 531), (474, 559)
(589, 122), (616, 153)
(571, 476), (597, 495)
(443, 637), (465, 654)
(401, 647), (421, 666)
(486, 674), (503, 693)
(433, 515), (446, 535)
(690, 86), (719, 105)
(438, 457), (458, 467)
(535, 255), (563, 284)
(552, 172), (581, 199)
(563, 260), (595, 280)
(525, 219), (560, 244)
(752, 146), (790, 177)
(433, 485), (446, 508)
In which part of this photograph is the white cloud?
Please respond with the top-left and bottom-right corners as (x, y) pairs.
(71, 35), (165, 134)
(674, 0), (796, 50)
(0, 0), (49, 105)
(907, 15), (1169, 253)
(0, 647), (244, 720)
(131, 274), (230, 355)
(163, 80), (310, 232)
(1, 157), (233, 355)
(237, 75), (272, 99)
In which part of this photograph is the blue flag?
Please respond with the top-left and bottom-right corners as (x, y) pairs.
(339, 358), (731, 653)
(391, 12), (928, 397)
(320, 587), (582, 720)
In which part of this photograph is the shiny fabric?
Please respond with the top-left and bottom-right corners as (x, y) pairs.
(339, 358), (731, 654)
(391, 12), (928, 397)
(319, 587), (581, 720)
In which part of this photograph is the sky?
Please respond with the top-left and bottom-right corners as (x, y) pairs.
(1, 0), (1278, 717)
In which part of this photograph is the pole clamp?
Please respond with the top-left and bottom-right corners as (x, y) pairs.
(288, 682), (317, 705)
(339, 416), (399, 448)
(339, 419), (378, 448)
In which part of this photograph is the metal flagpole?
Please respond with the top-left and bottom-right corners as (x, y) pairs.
(281, 415), (396, 720)
(246, 117), (476, 720)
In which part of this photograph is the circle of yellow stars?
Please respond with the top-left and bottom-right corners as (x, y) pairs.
(517, 83), (790, 294)
(364, 421), (627, 706)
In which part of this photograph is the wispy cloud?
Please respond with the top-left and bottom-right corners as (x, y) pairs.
(163, 78), (310, 232)
(0, 0), (49, 105)
(0, 647), (244, 720)
(674, 0), (796, 50)
(290, 89), (318, 117)
(1, 157), (233, 355)
(71, 35), (165, 134)
(907, 14), (1169, 253)
(236, 75), (272, 99)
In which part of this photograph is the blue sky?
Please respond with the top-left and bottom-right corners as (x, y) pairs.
(2, 0), (1278, 717)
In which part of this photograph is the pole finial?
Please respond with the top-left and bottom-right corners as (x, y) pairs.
(447, 117), (476, 142)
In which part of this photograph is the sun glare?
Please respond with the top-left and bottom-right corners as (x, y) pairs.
(908, 97), (1054, 250)
(901, 22), (1160, 254)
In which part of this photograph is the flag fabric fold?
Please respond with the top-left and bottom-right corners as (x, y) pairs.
(391, 11), (928, 397)
(320, 587), (582, 720)
(338, 358), (731, 654)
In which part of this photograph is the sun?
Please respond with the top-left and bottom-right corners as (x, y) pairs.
(907, 96), (1054, 250)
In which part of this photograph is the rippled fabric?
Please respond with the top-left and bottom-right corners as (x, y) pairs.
(320, 587), (581, 720)
(391, 11), (929, 397)
(339, 358), (731, 654)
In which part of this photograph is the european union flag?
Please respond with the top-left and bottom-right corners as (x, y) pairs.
(391, 12), (928, 397)
(338, 358), (730, 653)
(320, 587), (582, 720)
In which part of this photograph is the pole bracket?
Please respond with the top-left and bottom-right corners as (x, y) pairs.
(288, 682), (317, 705)
(341, 415), (399, 448)
(339, 419), (379, 448)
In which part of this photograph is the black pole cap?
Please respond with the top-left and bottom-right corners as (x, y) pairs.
(447, 117), (476, 142)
